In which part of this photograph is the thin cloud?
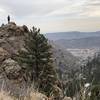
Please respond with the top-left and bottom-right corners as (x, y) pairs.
(0, 0), (100, 32)
(80, 0), (100, 17)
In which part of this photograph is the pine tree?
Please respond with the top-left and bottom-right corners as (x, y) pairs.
(14, 26), (59, 96)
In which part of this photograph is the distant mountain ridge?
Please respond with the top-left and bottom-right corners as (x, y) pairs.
(55, 36), (100, 49)
(45, 31), (100, 41)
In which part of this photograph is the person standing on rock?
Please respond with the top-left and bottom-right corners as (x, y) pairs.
(7, 15), (10, 23)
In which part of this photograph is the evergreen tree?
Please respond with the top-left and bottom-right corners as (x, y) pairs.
(14, 26), (59, 96)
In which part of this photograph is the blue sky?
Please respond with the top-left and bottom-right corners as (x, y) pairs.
(0, 0), (100, 33)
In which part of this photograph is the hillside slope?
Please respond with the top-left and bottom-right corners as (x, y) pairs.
(0, 22), (79, 97)
(51, 42), (79, 70)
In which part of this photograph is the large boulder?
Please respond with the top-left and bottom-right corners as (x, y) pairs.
(0, 58), (29, 96)
(1, 58), (22, 80)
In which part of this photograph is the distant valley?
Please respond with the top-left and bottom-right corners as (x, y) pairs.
(46, 32), (100, 59)
(55, 36), (100, 49)
(55, 36), (100, 59)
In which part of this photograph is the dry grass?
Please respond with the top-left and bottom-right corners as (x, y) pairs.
(0, 90), (48, 100)
(0, 90), (13, 100)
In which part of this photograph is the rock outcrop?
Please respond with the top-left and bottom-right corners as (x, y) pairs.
(1, 58), (22, 80)
(0, 22), (29, 96)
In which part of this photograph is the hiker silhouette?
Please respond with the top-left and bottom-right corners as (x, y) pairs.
(7, 15), (10, 23)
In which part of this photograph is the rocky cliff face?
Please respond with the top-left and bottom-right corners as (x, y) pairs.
(0, 22), (29, 55)
(0, 22), (30, 96)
